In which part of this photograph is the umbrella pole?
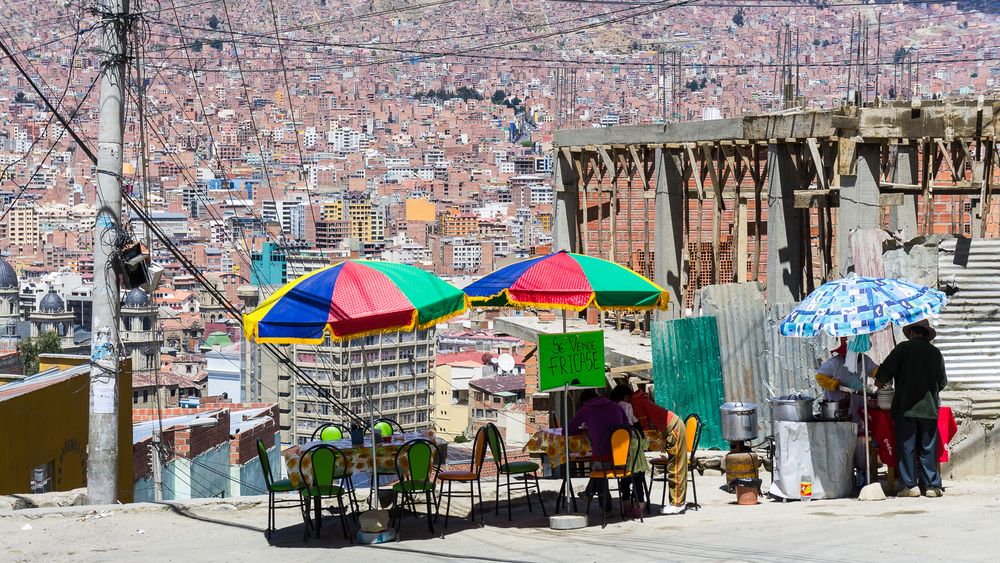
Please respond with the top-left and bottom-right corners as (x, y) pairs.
(861, 353), (871, 485)
(563, 381), (572, 511)
(363, 342), (378, 509)
(561, 310), (572, 512)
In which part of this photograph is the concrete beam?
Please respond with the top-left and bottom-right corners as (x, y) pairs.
(654, 148), (685, 318)
(765, 143), (804, 304)
(553, 118), (744, 147)
(839, 143), (882, 275)
(793, 190), (904, 208)
(743, 112), (853, 141)
(858, 103), (998, 139)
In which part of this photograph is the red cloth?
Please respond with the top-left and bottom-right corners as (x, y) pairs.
(629, 390), (675, 433)
(868, 407), (957, 466)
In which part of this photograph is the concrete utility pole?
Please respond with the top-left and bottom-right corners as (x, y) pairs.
(87, 0), (129, 505)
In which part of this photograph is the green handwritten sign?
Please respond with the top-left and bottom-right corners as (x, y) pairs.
(538, 330), (605, 391)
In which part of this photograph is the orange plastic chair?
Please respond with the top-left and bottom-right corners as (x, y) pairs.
(586, 425), (642, 528)
(685, 414), (703, 510)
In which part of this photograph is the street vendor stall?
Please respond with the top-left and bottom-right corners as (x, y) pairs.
(778, 275), (947, 501)
(769, 418), (857, 500)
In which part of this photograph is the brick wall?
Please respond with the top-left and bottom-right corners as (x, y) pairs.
(132, 402), (276, 422)
(180, 409), (232, 459)
(230, 404), (280, 466)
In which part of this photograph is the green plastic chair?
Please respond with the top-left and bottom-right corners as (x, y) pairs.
(484, 423), (547, 521)
(372, 418), (404, 438)
(391, 438), (440, 535)
(298, 444), (353, 542)
(256, 438), (299, 540)
(310, 423), (359, 513)
(311, 423), (345, 441)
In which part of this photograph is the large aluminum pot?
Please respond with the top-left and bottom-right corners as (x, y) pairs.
(770, 396), (815, 422)
(720, 402), (758, 442)
(819, 399), (849, 421)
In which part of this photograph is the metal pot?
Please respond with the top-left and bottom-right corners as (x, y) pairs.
(819, 399), (848, 421)
(770, 396), (815, 422)
(720, 402), (758, 442)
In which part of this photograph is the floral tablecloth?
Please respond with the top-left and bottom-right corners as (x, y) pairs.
(283, 430), (435, 489)
(524, 428), (666, 468)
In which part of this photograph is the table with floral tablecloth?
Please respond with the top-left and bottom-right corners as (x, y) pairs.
(523, 428), (666, 468)
(283, 430), (436, 489)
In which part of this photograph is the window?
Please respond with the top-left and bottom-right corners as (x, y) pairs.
(30, 461), (53, 494)
(133, 391), (138, 403)
(142, 390), (148, 402)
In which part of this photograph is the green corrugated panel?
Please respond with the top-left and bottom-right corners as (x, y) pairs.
(651, 316), (726, 450)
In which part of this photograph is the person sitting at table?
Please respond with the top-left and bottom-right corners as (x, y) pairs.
(609, 384), (650, 519)
(568, 388), (628, 515)
(875, 319), (948, 498)
(629, 386), (688, 515)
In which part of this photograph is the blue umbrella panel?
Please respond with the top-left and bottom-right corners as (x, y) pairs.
(779, 276), (947, 338)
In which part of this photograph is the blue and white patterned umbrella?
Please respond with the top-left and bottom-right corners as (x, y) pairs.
(779, 276), (947, 338)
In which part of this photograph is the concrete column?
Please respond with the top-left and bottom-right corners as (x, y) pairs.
(765, 143), (803, 304)
(654, 148), (685, 317)
(839, 143), (882, 275)
(552, 150), (580, 252)
(889, 144), (919, 240)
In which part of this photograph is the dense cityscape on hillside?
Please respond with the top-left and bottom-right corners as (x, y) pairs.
(0, 0), (997, 505)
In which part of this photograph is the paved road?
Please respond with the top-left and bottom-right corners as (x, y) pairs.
(2, 474), (998, 562)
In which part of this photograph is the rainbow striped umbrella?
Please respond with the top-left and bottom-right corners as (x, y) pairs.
(244, 260), (468, 344)
(464, 250), (669, 311)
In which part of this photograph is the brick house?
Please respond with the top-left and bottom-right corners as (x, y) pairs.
(132, 402), (280, 500)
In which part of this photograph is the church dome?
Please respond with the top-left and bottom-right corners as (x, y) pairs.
(122, 287), (151, 308)
(38, 290), (65, 313)
(0, 258), (17, 289)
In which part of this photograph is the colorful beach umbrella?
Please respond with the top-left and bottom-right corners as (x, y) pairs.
(779, 275), (946, 338)
(244, 259), (468, 344)
(463, 250), (669, 311)
(464, 250), (667, 517)
(243, 260), (467, 510)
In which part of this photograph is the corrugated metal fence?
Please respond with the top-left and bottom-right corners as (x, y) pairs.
(650, 316), (727, 450)
(937, 238), (1000, 390)
(695, 283), (828, 438)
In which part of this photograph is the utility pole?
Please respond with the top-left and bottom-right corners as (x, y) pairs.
(150, 439), (163, 501)
(87, 0), (129, 505)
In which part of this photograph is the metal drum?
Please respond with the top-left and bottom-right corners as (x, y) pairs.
(720, 402), (759, 442)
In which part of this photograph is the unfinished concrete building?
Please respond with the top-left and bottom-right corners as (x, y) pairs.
(551, 99), (1000, 475)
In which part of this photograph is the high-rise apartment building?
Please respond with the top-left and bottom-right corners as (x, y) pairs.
(5, 204), (39, 247)
(287, 330), (437, 445)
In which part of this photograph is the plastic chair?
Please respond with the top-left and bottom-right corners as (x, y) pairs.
(311, 423), (346, 441)
(372, 418), (405, 438)
(309, 423), (359, 513)
(256, 438), (300, 540)
(298, 444), (353, 542)
(435, 427), (488, 530)
(484, 423), (547, 521)
(585, 425), (643, 528)
(685, 414), (703, 510)
(391, 438), (441, 535)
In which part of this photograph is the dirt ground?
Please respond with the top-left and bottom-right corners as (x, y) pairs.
(2, 472), (998, 562)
